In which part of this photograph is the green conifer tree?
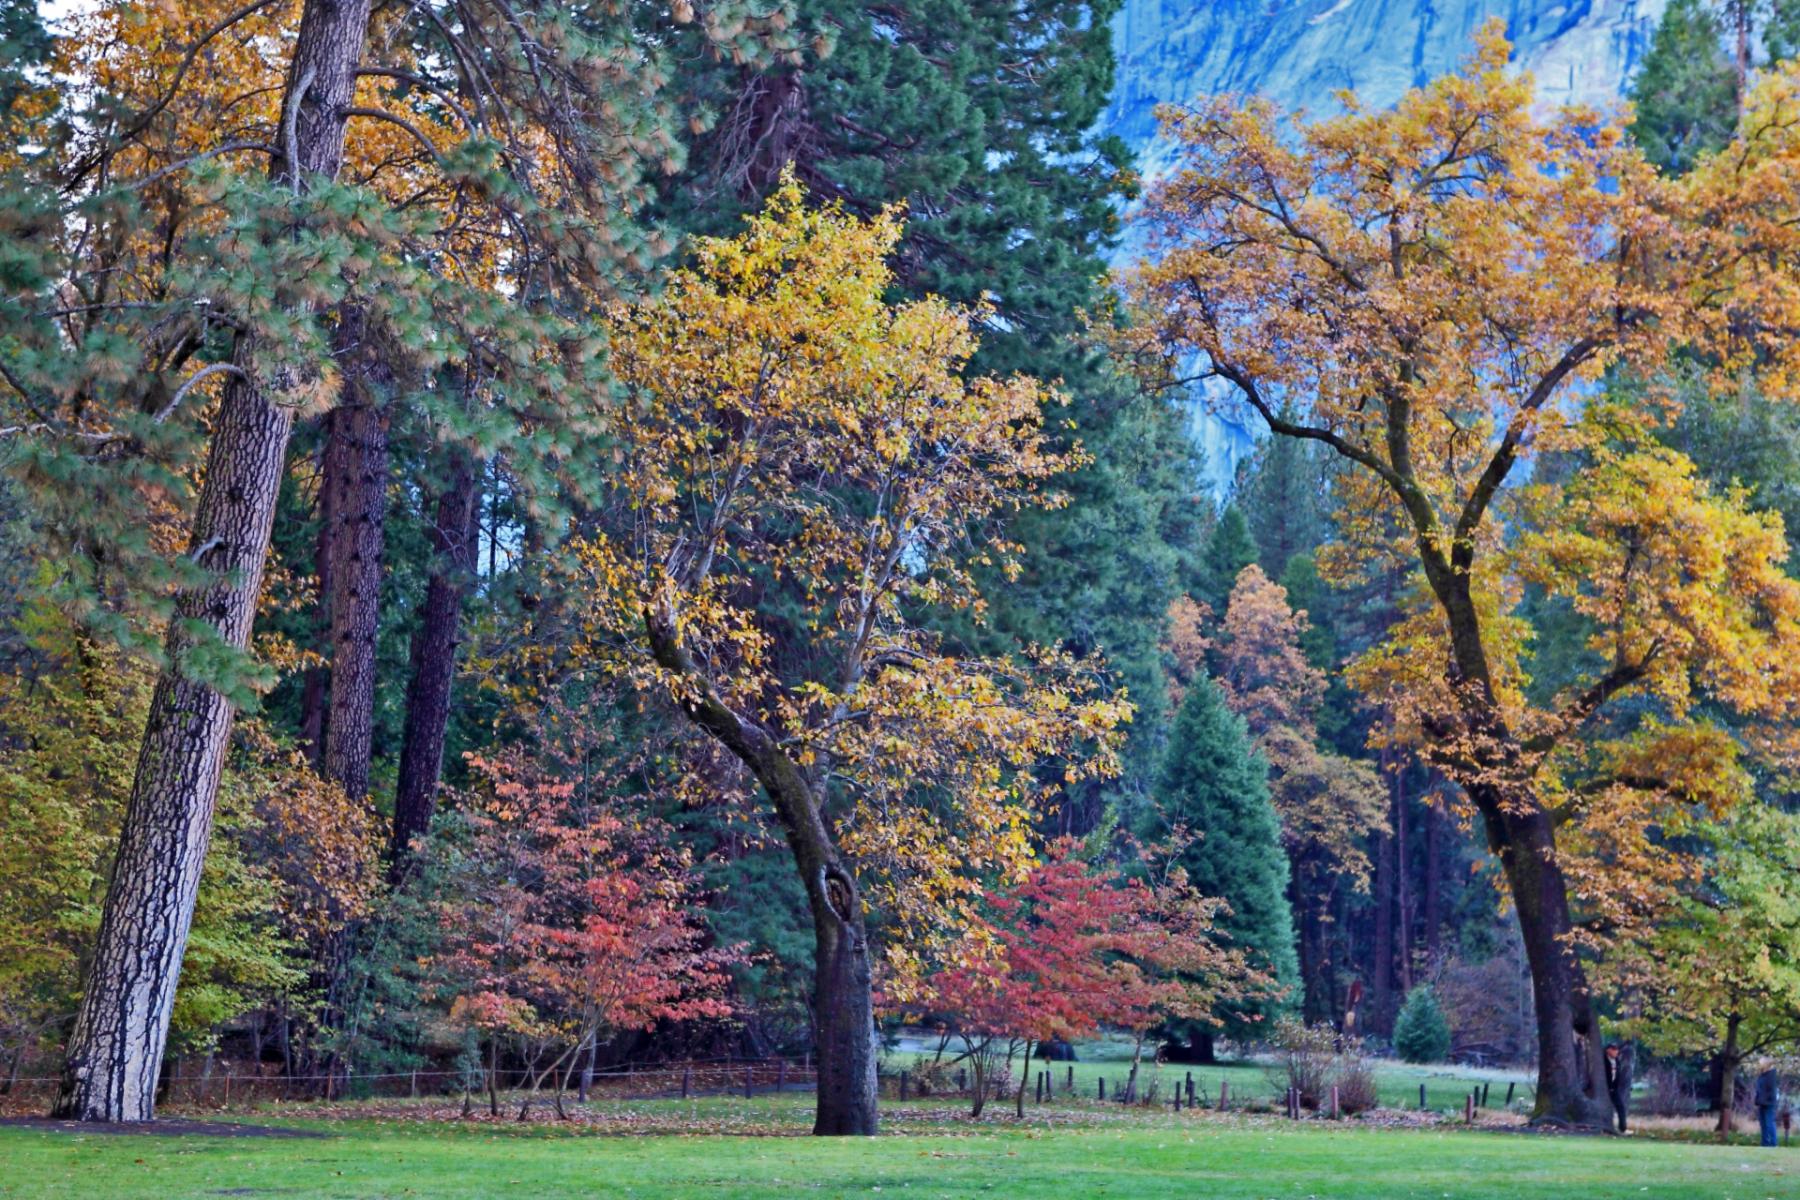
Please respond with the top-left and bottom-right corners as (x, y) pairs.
(1629, 0), (1738, 176)
(1393, 984), (1452, 1064)
(1198, 505), (1258, 615)
(1145, 672), (1298, 1056)
(1236, 422), (1331, 582)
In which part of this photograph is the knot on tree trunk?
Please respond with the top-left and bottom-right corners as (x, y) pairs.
(821, 865), (861, 947)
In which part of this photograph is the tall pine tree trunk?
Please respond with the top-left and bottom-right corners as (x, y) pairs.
(319, 310), (389, 803)
(298, 467), (333, 767)
(314, 314), (388, 1082)
(53, 0), (374, 1122)
(1368, 752), (1398, 1034)
(389, 446), (481, 873)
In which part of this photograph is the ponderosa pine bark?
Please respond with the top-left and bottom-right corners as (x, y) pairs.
(54, 0), (374, 1122)
(319, 308), (389, 805)
(645, 611), (879, 1137)
(389, 447), (481, 874)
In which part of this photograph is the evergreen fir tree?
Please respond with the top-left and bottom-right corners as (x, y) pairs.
(1145, 672), (1298, 1053)
(1393, 984), (1452, 1064)
(1629, 0), (1737, 176)
(664, 0), (1131, 375)
(1236, 423), (1331, 581)
(1197, 505), (1258, 616)
(984, 374), (1208, 824)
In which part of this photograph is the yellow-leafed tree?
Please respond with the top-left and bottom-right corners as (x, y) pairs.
(568, 177), (1127, 1136)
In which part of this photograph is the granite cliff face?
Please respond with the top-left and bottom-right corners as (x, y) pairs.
(1102, 0), (1669, 485)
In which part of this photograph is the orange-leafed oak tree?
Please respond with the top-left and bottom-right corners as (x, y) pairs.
(1123, 25), (1800, 1124)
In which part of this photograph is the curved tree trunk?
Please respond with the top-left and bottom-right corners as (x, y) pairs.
(646, 616), (879, 1135)
(53, 0), (374, 1123)
(389, 446), (481, 874)
(1481, 794), (1612, 1128)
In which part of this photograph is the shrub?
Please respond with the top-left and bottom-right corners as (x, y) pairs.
(1334, 1055), (1379, 1114)
(1393, 985), (1452, 1064)
(1268, 1019), (1383, 1114)
(1266, 1018), (1336, 1109)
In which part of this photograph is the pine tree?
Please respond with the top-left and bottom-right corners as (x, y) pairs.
(1145, 673), (1298, 1055)
(665, 0), (1131, 376)
(1236, 423), (1330, 581)
(1197, 505), (1258, 615)
(1393, 984), (1452, 1064)
(1629, 0), (1737, 176)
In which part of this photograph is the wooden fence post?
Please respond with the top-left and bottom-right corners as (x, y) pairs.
(1330, 1084), (1339, 1120)
(1419, 1083), (1427, 1110)
(745, 1065), (753, 1099)
(682, 1066), (692, 1100)
(900, 1070), (910, 1102)
(1066, 1065), (1073, 1092)
(1465, 1092), (1475, 1123)
(1481, 1082), (1490, 1107)
(1218, 1079), (1228, 1111)
(777, 1060), (787, 1093)
(1504, 1081), (1515, 1107)
(1098, 1078), (1105, 1101)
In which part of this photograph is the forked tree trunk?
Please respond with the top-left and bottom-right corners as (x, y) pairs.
(389, 446), (481, 874)
(53, 0), (374, 1123)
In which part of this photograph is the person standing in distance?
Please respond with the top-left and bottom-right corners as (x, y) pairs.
(1754, 1061), (1783, 1148)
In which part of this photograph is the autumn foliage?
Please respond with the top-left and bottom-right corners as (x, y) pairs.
(1124, 22), (1800, 1122)
(429, 754), (738, 1119)
(893, 845), (1260, 1116)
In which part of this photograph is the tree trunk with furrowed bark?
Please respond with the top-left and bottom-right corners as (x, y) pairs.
(389, 446), (481, 876)
(320, 309), (389, 806)
(53, 0), (375, 1123)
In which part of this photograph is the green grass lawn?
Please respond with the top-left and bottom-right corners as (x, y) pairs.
(2, 1103), (1793, 1200)
(887, 1037), (1536, 1113)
